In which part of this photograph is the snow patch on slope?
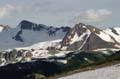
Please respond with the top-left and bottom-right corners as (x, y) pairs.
(0, 26), (4, 32)
(23, 39), (61, 50)
(59, 63), (120, 79)
(70, 29), (91, 45)
(104, 28), (120, 43)
(78, 29), (91, 50)
(114, 27), (120, 35)
(96, 31), (114, 42)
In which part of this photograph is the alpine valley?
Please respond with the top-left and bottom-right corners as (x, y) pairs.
(0, 20), (120, 79)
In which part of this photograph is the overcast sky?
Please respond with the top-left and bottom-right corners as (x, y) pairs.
(0, 0), (120, 28)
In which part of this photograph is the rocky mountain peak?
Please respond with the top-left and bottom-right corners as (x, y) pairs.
(18, 20), (47, 31)
(74, 23), (101, 34)
(61, 23), (92, 49)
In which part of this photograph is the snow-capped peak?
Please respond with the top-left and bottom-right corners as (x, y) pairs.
(61, 23), (120, 51)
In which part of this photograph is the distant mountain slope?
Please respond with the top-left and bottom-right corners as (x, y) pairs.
(0, 20), (71, 50)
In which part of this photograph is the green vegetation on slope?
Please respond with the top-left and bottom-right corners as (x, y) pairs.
(25, 50), (120, 79)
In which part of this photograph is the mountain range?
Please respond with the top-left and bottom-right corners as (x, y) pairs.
(0, 20), (120, 66)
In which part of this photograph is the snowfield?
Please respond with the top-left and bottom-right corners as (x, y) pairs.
(59, 63), (120, 79)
